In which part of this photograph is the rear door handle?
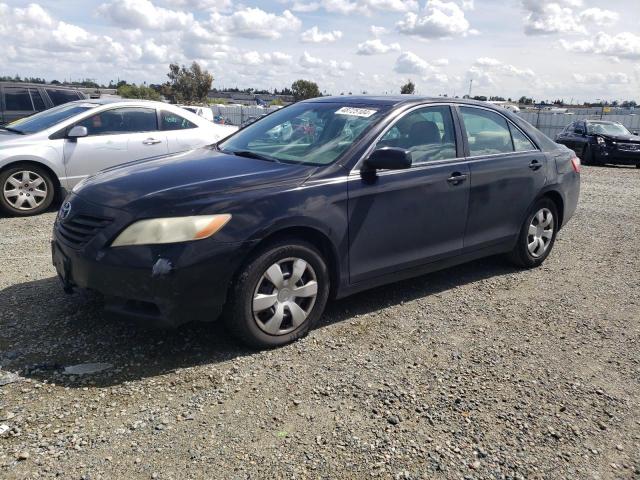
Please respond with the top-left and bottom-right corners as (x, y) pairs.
(143, 138), (162, 145)
(447, 172), (468, 185)
(529, 159), (542, 171)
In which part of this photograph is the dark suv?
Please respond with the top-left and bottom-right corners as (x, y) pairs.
(555, 120), (640, 168)
(0, 82), (87, 125)
(52, 97), (581, 348)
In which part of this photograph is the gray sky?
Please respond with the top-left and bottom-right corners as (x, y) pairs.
(2, 0), (638, 102)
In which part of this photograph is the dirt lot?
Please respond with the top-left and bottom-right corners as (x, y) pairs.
(0, 166), (639, 479)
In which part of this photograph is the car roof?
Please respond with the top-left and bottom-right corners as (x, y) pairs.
(587, 120), (619, 125)
(0, 81), (83, 90)
(303, 95), (504, 109)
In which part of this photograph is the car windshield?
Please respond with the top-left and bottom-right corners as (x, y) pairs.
(6, 102), (99, 134)
(588, 122), (631, 136)
(219, 102), (390, 166)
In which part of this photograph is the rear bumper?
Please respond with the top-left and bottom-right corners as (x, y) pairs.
(52, 231), (253, 328)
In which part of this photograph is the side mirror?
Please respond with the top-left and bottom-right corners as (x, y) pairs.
(632, 131), (639, 136)
(67, 125), (88, 140)
(363, 147), (412, 172)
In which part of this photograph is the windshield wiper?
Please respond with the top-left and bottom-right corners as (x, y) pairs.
(224, 149), (281, 163)
(0, 126), (25, 135)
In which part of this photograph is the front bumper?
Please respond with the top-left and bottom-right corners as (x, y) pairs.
(595, 146), (640, 165)
(51, 194), (253, 328)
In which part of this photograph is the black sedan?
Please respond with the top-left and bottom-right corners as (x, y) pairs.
(555, 120), (640, 168)
(52, 97), (581, 348)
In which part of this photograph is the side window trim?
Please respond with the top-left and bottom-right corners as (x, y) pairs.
(457, 105), (540, 159)
(351, 103), (465, 174)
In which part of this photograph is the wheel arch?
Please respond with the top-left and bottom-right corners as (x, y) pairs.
(540, 189), (565, 230)
(0, 159), (63, 200)
(242, 225), (341, 298)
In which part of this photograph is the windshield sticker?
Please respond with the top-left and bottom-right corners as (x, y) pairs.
(335, 107), (377, 118)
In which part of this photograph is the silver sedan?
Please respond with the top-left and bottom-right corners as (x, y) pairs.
(0, 99), (238, 216)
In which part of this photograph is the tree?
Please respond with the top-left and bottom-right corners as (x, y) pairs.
(518, 96), (534, 105)
(400, 80), (415, 95)
(166, 61), (213, 103)
(117, 83), (161, 100)
(291, 80), (321, 101)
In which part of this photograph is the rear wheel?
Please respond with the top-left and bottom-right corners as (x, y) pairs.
(224, 240), (330, 348)
(0, 164), (55, 216)
(508, 198), (558, 268)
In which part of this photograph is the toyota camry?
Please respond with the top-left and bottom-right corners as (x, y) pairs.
(52, 97), (580, 348)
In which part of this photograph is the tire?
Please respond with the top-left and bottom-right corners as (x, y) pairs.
(0, 164), (56, 216)
(508, 198), (559, 268)
(224, 239), (330, 348)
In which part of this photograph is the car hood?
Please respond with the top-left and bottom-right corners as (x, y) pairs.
(74, 147), (316, 210)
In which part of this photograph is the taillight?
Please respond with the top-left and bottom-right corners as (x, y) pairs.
(570, 156), (581, 173)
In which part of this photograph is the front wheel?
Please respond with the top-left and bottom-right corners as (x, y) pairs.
(508, 198), (558, 268)
(224, 240), (330, 348)
(0, 165), (56, 216)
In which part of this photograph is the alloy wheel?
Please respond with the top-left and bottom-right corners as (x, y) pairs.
(527, 208), (554, 258)
(3, 170), (48, 211)
(252, 257), (318, 335)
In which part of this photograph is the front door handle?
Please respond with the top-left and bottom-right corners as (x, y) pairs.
(447, 172), (468, 185)
(143, 138), (162, 145)
(529, 159), (543, 171)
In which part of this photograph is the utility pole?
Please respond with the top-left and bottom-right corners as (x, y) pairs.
(468, 79), (473, 98)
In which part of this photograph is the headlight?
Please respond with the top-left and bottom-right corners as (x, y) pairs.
(597, 136), (606, 145)
(111, 214), (231, 247)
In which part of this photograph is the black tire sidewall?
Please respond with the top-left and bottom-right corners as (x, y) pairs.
(0, 164), (55, 216)
(226, 241), (330, 348)
(513, 198), (559, 268)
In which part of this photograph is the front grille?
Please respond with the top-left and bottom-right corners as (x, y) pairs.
(56, 214), (113, 247)
(617, 143), (640, 152)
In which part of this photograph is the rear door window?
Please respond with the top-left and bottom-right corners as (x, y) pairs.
(76, 107), (158, 136)
(4, 87), (33, 111)
(460, 107), (515, 156)
(160, 111), (197, 130)
(46, 89), (80, 106)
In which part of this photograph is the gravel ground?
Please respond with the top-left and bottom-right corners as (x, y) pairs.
(0, 165), (639, 480)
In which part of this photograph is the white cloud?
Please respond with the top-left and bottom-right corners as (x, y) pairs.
(522, 0), (586, 35)
(286, 0), (417, 15)
(300, 26), (343, 43)
(369, 25), (388, 36)
(98, 0), (194, 30)
(578, 8), (619, 27)
(300, 51), (324, 68)
(356, 38), (401, 55)
(394, 51), (435, 75)
(561, 32), (640, 60)
(573, 72), (630, 84)
(210, 8), (301, 39)
(397, 0), (471, 39)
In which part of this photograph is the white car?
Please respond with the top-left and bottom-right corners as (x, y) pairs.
(0, 99), (238, 216)
(178, 105), (214, 122)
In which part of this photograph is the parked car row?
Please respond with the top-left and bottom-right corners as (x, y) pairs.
(555, 120), (640, 168)
(0, 82), (87, 125)
(49, 96), (580, 348)
(0, 99), (237, 215)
